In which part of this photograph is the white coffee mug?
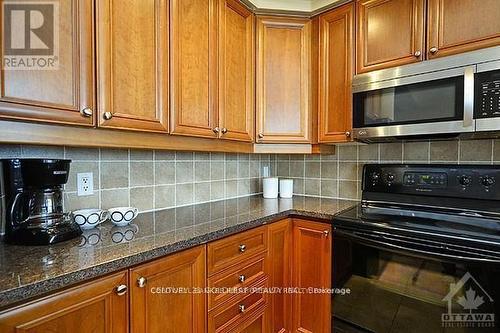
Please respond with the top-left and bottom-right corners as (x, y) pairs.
(263, 177), (279, 198)
(279, 179), (294, 198)
(73, 209), (109, 230)
(108, 207), (139, 226)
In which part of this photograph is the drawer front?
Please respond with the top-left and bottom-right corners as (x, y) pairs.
(209, 278), (267, 333)
(208, 254), (266, 310)
(208, 226), (268, 275)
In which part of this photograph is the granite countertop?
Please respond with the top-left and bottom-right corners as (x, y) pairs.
(0, 195), (357, 309)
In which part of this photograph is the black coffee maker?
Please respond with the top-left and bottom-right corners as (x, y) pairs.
(0, 159), (81, 245)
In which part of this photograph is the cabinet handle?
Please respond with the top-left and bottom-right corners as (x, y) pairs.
(238, 304), (246, 313)
(103, 111), (113, 120)
(221, 128), (228, 134)
(80, 107), (93, 117)
(345, 131), (351, 137)
(239, 244), (246, 253)
(213, 127), (220, 134)
(116, 284), (128, 296)
(323, 230), (330, 237)
(429, 47), (438, 54)
(258, 133), (264, 139)
(238, 275), (246, 283)
(137, 276), (147, 288)
(414, 50), (421, 57)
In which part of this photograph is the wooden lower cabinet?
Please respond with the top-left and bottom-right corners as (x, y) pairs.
(0, 219), (334, 333)
(0, 271), (128, 333)
(292, 219), (332, 333)
(129, 245), (206, 333)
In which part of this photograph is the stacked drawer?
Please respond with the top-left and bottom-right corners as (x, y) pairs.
(207, 226), (269, 333)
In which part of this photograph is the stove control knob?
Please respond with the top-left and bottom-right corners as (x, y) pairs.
(482, 176), (495, 187)
(386, 174), (395, 182)
(371, 172), (380, 182)
(459, 175), (472, 186)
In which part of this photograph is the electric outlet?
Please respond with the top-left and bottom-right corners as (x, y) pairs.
(77, 173), (94, 196)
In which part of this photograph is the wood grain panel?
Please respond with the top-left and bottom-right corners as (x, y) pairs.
(292, 219), (332, 333)
(267, 219), (292, 333)
(0, 272), (128, 333)
(170, 0), (218, 138)
(427, 0), (500, 59)
(318, 3), (354, 143)
(356, 0), (425, 73)
(218, 0), (255, 142)
(256, 16), (311, 143)
(0, 0), (94, 126)
(130, 245), (206, 333)
(97, 0), (168, 132)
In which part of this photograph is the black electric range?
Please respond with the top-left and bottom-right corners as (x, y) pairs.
(332, 164), (500, 333)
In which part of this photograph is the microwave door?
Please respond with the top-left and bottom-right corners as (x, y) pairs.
(475, 60), (500, 132)
(353, 66), (475, 141)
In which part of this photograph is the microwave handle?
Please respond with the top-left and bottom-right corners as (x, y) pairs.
(463, 66), (475, 128)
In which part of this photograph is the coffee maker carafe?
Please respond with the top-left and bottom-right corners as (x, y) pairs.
(0, 159), (81, 245)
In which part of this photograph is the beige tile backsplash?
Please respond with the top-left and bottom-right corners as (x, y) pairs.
(0, 138), (499, 211)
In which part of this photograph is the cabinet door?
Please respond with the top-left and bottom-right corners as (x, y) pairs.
(356, 0), (425, 73)
(218, 0), (255, 142)
(0, 0), (94, 126)
(256, 16), (311, 143)
(292, 219), (332, 333)
(427, 0), (500, 59)
(130, 245), (206, 333)
(267, 219), (292, 333)
(170, 0), (218, 138)
(318, 3), (354, 143)
(0, 272), (128, 333)
(96, 0), (169, 132)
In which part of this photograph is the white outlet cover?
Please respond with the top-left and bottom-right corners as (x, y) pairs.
(77, 172), (94, 196)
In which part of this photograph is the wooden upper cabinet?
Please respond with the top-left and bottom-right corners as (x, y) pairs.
(356, 0), (425, 73)
(170, 0), (218, 139)
(318, 3), (354, 143)
(0, 0), (94, 126)
(0, 272), (128, 333)
(427, 0), (500, 59)
(96, 0), (168, 133)
(292, 219), (332, 333)
(218, 0), (255, 142)
(130, 245), (206, 333)
(256, 16), (311, 143)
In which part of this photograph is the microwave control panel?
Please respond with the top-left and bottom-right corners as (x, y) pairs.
(475, 70), (500, 118)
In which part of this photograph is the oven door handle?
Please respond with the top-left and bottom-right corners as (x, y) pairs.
(336, 228), (500, 264)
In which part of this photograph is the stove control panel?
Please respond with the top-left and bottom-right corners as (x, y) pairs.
(363, 164), (500, 200)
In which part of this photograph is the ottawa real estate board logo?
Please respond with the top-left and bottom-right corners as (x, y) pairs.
(442, 272), (495, 329)
(3, 1), (59, 70)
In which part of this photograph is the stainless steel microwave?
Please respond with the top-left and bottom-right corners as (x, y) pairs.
(352, 46), (500, 142)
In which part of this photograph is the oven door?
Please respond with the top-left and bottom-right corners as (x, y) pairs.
(332, 228), (500, 333)
(352, 66), (475, 141)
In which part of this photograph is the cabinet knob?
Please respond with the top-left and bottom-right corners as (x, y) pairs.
(258, 133), (264, 139)
(429, 47), (438, 54)
(221, 128), (228, 134)
(115, 284), (128, 296)
(213, 127), (220, 134)
(239, 244), (246, 253)
(103, 111), (113, 120)
(238, 304), (246, 313)
(80, 107), (93, 117)
(345, 131), (351, 137)
(323, 230), (330, 237)
(238, 275), (246, 283)
(414, 50), (421, 57)
(137, 276), (147, 288)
